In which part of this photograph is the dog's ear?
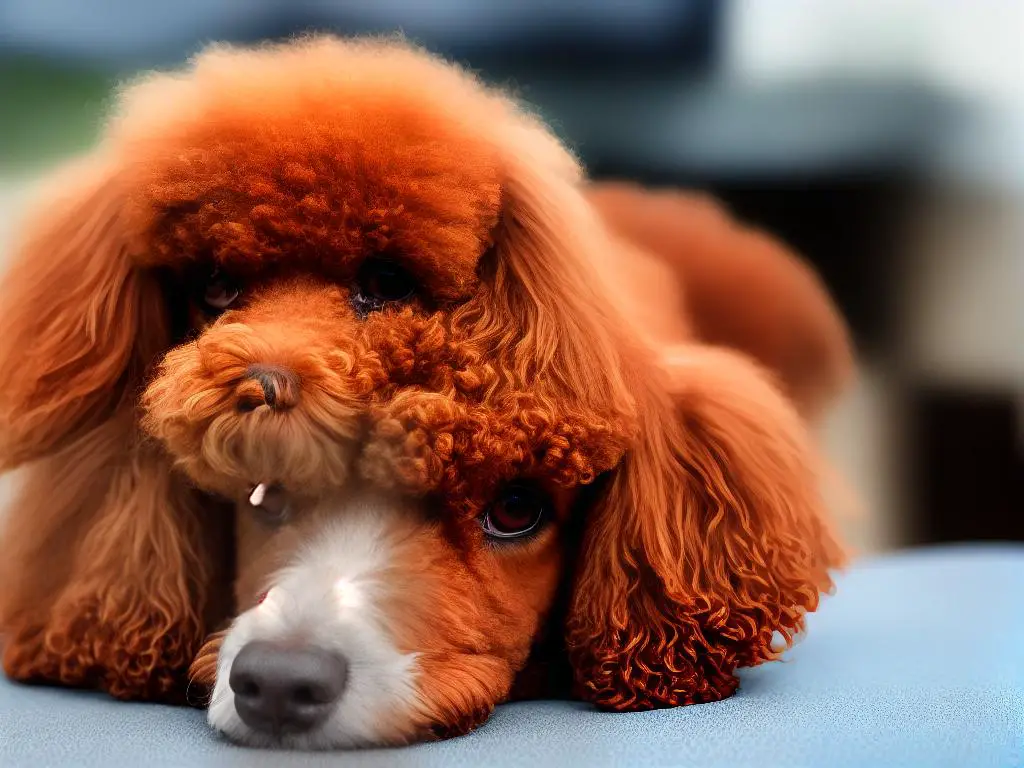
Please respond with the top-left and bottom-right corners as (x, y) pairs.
(566, 345), (845, 709)
(0, 154), (169, 469)
(459, 118), (638, 446)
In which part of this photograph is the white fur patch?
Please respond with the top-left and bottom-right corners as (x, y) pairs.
(207, 492), (419, 749)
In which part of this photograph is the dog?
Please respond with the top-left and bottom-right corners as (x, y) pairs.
(0, 36), (851, 748)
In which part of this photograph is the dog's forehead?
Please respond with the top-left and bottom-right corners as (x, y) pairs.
(118, 43), (505, 299)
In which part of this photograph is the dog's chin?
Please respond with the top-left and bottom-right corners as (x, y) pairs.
(208, 701), (384, 751)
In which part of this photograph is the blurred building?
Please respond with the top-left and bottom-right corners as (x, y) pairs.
(1, 0), (1020, 553)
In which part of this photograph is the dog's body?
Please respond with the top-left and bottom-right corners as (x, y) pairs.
(0, 37), (850, 748)
(588, 183), (852, 421)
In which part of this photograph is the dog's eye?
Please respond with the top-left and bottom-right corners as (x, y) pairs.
(358, 258), (416, 302)
(481, 483), (548, 541)
(202, 269), (241, 313)
(351, 258), (416, 315)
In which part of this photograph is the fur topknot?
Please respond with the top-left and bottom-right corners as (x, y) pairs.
(115, 37), (512, 300)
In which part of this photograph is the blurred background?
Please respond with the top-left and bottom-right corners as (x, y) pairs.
(1, 1), (1020, 555)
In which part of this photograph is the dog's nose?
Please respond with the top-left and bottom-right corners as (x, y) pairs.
(237, 365), (299, 412)
(229, 641), (347, 735)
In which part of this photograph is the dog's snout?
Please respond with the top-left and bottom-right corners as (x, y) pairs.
(229, 641), (348, 735)
(237, 365), (300, 412)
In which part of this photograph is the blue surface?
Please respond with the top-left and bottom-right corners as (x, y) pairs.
(1, 544), (1022, 767)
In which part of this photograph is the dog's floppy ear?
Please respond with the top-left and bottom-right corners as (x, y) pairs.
(566, 345), (845, 709)
(458, 116), (638, 447)
(0, 153), (169, 469)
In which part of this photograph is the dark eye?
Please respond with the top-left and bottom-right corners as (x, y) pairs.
(481, 483), (549, 541)
(202, 269), (241, 313)
(352, 258), (417, 315)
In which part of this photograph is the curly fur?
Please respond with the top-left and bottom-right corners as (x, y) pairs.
(0, 34), (850, 741)
(566, 347), (844, 708)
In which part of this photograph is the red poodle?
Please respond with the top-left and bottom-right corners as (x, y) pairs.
(0, 36), (851, 748)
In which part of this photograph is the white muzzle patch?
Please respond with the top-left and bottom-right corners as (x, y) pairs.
(207, 494), (418, 749)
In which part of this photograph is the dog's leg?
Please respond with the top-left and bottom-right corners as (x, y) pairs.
(0, 417), (228, 701)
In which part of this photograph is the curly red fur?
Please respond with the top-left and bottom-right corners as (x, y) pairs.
(0, 156), (230, 700)
(115, 39), (503, 303)
(0, 417), (228, 700)
(566, 347), (845, 709)
(0, 156), (168, 468)
(360, 307), (630, 502)
(0, 35), (851, 737)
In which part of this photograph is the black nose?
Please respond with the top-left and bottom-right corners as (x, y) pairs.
(229, 641), (348, 735)
(238, 365), (299, 412)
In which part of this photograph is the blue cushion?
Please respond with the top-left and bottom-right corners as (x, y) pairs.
(2, 544), (1022, 767)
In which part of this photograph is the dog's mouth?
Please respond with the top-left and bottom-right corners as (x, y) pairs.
(246, 482), (292, 526)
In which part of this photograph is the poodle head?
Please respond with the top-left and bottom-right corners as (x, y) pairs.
(123, 37), (636, 746)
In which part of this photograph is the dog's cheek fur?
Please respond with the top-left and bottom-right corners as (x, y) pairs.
(376, 525), (562, 740)
(358, 310), (632, 501)
(1, 427), (234, 702)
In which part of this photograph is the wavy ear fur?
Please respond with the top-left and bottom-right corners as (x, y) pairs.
(567, 345), (845, 709)
(456, 113), (638, 426)
(0, 153), (228, 700)
(0, 154), (168, 469)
